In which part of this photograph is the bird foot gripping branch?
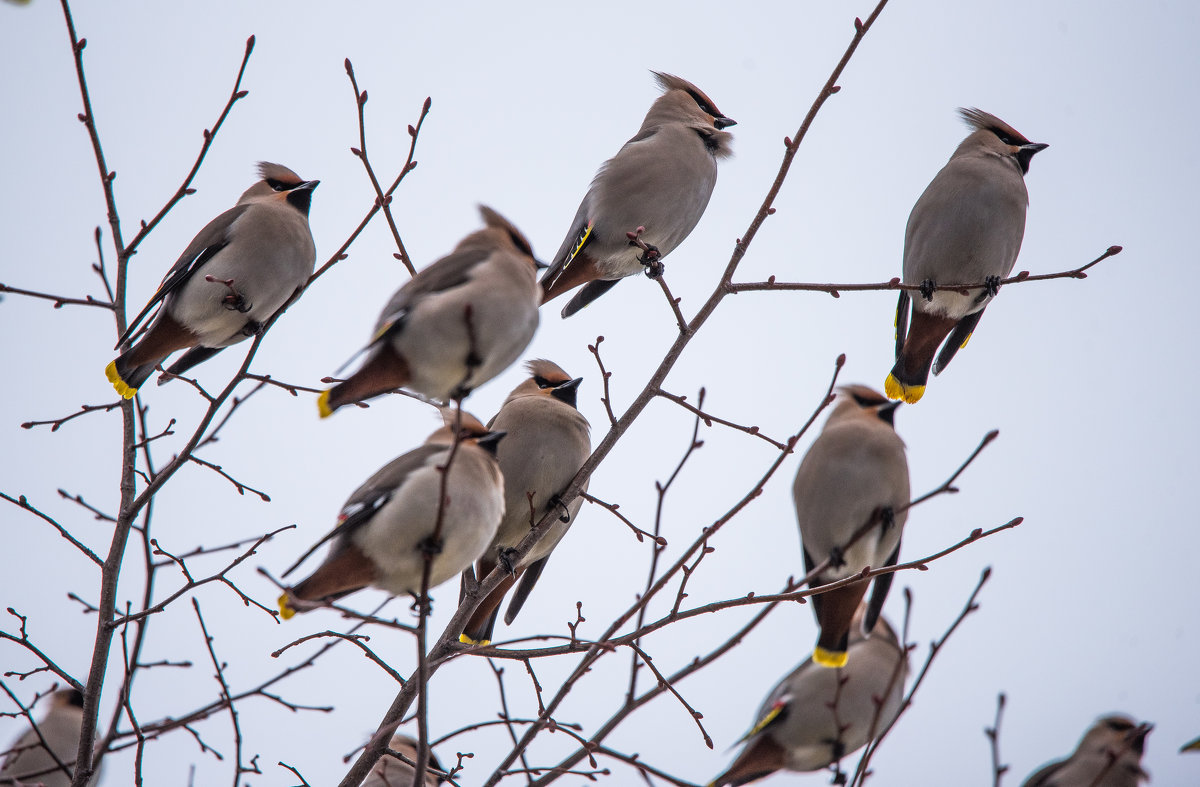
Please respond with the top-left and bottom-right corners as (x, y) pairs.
(205, 274), (253, 313)
(626, 226), (664, 278)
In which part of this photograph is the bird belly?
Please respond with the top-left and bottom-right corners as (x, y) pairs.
(394, 281), (538, 400)
(355, 461), (503, 595)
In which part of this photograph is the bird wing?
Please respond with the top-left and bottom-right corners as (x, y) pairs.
(281, 445), (443, 577)
(115, 204), (248, 348)
(503, 555), (549, 625)
(370, 247), (489, 343)
(1020, 760), (1064, 786)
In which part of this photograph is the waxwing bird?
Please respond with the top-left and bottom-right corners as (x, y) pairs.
(1022, 715), (1152, 787)
(540, 72), (735, 317)
(361, 734), (443, 787)
(710, 609), (908, 786)
(105, 162), (318, 398)
(318, 207), (542, 417)
(886, 108), (1048, 403)
(0, 688), (92, 787)
(792, 385), (909, 668)
(278, 411), (506, 617)
(459, 360), (591, 645)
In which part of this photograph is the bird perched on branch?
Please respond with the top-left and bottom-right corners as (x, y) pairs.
(0, 688), (94, 787)
(105, 162), (318, 398)
(1022, 715), (1152, 787)
(361, 734), (444, 787)
(886, 108), (1047, 403)
(318, 207), (543, 417)
(459, 360), (591, 646)
(792, 385), (909, 668)
(277, 411), (505, 618)
(710, 609), (907, 786)
(540, 72), (735, 317)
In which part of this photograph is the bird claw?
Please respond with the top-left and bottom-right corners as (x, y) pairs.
(639, 246), (664, 278)
(919, 279), (936, 301)
(240, 320), (264, 337)
(419, 536), (444, 557)
(983, 274), (1002, 298)
(498, 548), (520, 576)
(879, 506), (896, 532)
(549, 494), (572, 523)
(206, 274), (251, 312)
(829, 546), (846, 570)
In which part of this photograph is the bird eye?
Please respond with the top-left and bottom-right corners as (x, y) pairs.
(1105, 719), (1134, 732)
(685, 89), (716, 117)
(533, 375), (556, 389)
(265, 178), (290, 191)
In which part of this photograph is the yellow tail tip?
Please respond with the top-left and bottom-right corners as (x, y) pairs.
(883, 374), (924, 404)
(812, 646), (848, 668)
(105, 360), (138, 400)
(316, 389), (334, 419)
(278, 593), (296, 620)
(458, 633), (490, 646)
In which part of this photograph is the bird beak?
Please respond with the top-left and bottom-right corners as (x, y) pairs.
(1130, 723), (1153, 754)
(550, 377), (583, 407)
(294, 180), (321, 191)
(475, 430), (507, 456)
(1020, 142), (1048, 154)
(714, 117), (737, 129)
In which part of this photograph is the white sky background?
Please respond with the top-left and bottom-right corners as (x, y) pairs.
(1, 1), (1198, 785)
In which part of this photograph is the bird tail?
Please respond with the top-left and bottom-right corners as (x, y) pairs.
(105, 313), (198, 399)
(318, 346), (410, 418)
(812, 581), (870, 668)
(106, 356), (157, 400)
(708, 736), (787, 787)
(460, 573), (518, 646)
(885, 309), (959, 404)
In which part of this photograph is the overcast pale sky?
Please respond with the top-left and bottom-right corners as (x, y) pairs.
(2, 1), (1198, 785)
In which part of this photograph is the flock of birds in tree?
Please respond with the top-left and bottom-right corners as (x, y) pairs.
(5, 72), (1177, 786)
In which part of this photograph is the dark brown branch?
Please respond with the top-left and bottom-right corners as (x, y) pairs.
(0, 610), (83, 691)
(728, 246), (1122, 296)
(849, 568), (993, 786)
(344, 58), (417, 277)
(488, 660), (535, 783)
(123, 36), (255, 258)
(20, 402), (121, 432)
(625, 643), (712, 749)
(985, 693), (1008, 787)
(186, 454), (271, 501)
(309, 95), (431, 286)
(56, 488), (116, 523)
(112, 526), (294, 627)
(0, 492), (103, 565)
(0, 282), (113, 310)
(192, 599), (249, 787)
(579, 492), (664, 545)
(271, 631), (405, 685)
(627, 394), (705, 703)
(655, 388), (790, 450)
(587, 336), (618, 427)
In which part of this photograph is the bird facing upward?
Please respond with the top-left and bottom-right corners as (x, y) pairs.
(540, 72), (735, 317)
(1022, 715), (1152, 787)
(105, 162), (318, 398)
(317, 206), (543, 417)
(792, 385), (909, 668)
(886, 108), (1047, 404)
(459, 360), (591, 646)
(277, 411), (506, 618)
